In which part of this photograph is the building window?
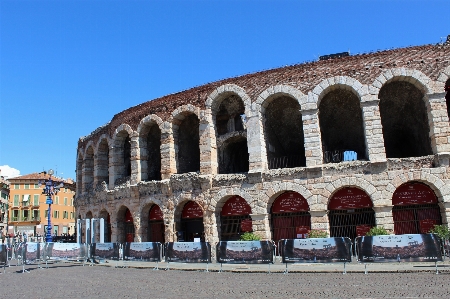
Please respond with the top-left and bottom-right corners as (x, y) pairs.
(45, 210), (48, 218)
(22, 195), (30, 207)
(64, 197), (67, 205)
(63, 211), (68, 219)
(24, 184), (30, 189)
(53, 210), (59, 218)
(34, 183), (39, 189)
(14, 184), (20, 189)
(12, 210), (19, 221)
(55, 196), (59, 205)
(33, 194), (39, 206)
(13, 195), (19, 207)
(33, 210), (40, 220)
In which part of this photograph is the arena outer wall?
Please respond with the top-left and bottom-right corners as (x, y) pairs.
(75, 39), (450, 249)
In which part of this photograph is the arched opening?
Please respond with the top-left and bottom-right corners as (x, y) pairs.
(148, 205), (165, 243)
(379, 81), (432, 158)
(319, 89), (367, 163)
(175, 113), (200, 174)
(96, 138), (109, 186)
(214, 94), (248, 174)
(392, 182), (442, 235)
(218, 135), (249, 174)
(99, 210), (111, 242)
(76, 154), (83, 195)
(84, 146), (94, 192)
(264, 96), (306, 169)
(140, 122), (161, 181)
(178, 201), (204, 242)
(445, 79), (450, 120)
(220, 196), (252, 241)
(271, 191), (311, 242)
(328, 187), (376, 240)
(114, 130), (132, 184)
(117, 208), (135, 243)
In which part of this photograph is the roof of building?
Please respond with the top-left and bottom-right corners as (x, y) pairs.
(9, 172), (75, 186)
(79, 41), (450, 149)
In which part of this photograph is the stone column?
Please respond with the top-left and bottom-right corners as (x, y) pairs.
(301, 109), (323, 167)
(160, 122), (177, 179)
(199, 110), (218, 175)
(134, 215), (142, 242)
(130, 135), (140, 185)
(137, 136), (148, 183)
(251, 213), (271, 240)
(427, 93), (450, 154)
(246, 109), (268, 172)
(373, 206), (394, 232)
(310, 211), (329, 234)
(164, 209), (175, 242)
(361, 101), (387, 162)
(109, 143), (124, 189)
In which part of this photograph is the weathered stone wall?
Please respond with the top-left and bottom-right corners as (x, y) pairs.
(75, 42), (450, 248)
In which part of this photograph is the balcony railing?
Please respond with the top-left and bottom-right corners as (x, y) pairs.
(268, 155), (303, 170)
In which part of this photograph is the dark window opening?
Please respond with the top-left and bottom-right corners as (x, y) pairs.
(215, 95), (245, 136)
(177, 113), (200, 174)
(379, 81), (432, 158)
(97, 139), (109, 185)
(264, 96), (306, 169)
(319, 89), (367, 163)
(146, 125), (161, 181)
(179, 218), (205, 242)
(220, 215), (252, 241)
(328, 208), (376, 241)
(218, 136), (249, 174)
(124, 136), (132, 177)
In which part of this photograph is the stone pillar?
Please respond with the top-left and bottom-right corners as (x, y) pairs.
(203, 210), (219, 245)
(251, 213), (271, 240)
(310, 211), (329, 234)
(137, 136), (148, 182)
(301, 109), (323, 167)
(109, 213), (119, 243)
(427, 93), (450, 154)
(134, 215), (142, 242)
(361, 101), (387, 162)
(246, 109), (268, 172)
(130, 135), (140, 185)
(108, 146), (114, 190)
(164, 209), (175, 242)
(199, 110), (218, 175)
(109, 142), (124, 189)
(160, 122), (177, 179)
(373, 206), (394, 232)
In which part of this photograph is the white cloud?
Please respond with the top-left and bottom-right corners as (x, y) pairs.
(0, 165), (21, 179)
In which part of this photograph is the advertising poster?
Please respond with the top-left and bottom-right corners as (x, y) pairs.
(24, 242), (40, 263)
(124, 242), (161, 262)
(91, 243), (120, 261)
(216, 241), (274, 264)
(45, 243), (87, 261)
(282, 238), (352, 263)
(165, 242), (211, 263)
(0, 244), (7, 264)
(356, 234), (442, 263)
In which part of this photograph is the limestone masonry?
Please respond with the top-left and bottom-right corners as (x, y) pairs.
(75, 37), (450, 249)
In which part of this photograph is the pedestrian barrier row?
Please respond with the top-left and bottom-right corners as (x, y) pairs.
(0, 234), (444, 274)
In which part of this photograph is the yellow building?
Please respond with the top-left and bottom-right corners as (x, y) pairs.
(7, 172), (76, 237)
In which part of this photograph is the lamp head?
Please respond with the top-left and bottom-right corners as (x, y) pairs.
(48, 169), (54, 176)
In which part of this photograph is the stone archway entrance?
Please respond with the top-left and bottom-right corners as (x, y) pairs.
(148, 205), (165, 243)
(123, 208), (135, 242)
(392, 182), (442, 235)
(328, 187), (376, 240)
(271, 191), (311, 242)
(179, 201), (204, 242)
(220, 196), (252, 241)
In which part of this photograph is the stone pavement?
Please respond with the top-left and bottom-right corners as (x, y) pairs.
(2, 261), (450, 298)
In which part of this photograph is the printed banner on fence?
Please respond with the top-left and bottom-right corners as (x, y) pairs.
(356, 234), (442, 263)
(91, 243), (120, 261)
(165, 242), (211, 263)
(282, 237), (352, 263)
(24, 242), (40, 263)
(216, 241), (274, 264)
(0, 244), (6, 264)
(124, 242), (161, 262)
(44, 243), (87, 261)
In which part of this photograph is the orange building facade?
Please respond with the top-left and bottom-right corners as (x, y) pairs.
(7, 173), (76, 237)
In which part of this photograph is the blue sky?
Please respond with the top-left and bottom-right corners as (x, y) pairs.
(0, 0), (448, 180)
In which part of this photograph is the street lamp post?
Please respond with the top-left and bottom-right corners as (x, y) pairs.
(39, 169), (63, 243)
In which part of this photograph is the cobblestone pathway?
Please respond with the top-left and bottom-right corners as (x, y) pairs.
(3, 264), (450, 298)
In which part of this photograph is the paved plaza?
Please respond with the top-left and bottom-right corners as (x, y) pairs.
(2, 261), (450, 298)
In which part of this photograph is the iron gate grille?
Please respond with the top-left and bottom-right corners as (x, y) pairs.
(221, 215), (252, 241)
(271, 212), (311, 242)
(124, 222), (135, 242)
(393, 204), (442, 235)
(148, 220), (165, 243)
(329, 208), (376, 240)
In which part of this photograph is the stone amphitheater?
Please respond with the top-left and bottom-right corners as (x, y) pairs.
(75, 36), (450, 248)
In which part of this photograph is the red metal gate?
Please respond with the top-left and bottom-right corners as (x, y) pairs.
(328, 208), (376, 240)
(272, 212), (311, 241)
(220, 196), (252, 241)
(393, 204), (441, 234)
